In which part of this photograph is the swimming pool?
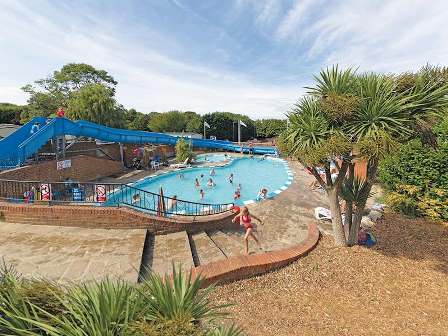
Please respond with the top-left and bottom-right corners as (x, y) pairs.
(131, 156), (291, 207)
(195, 153), (231, 163)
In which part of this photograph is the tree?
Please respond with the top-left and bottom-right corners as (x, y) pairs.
(0, 103), (23, 124)
(283, 65), (448, 246)
(174, 137), (194, 163)
(203, 112), (255, 141)
(21, 63), (117, 121)
(66, 84), (125, 128)
(255, 119), (286, 138)
(125, 108), (152, 131)
(148, 111), (187, 132)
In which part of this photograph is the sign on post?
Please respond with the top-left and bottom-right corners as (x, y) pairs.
(95, 185), (106, 203)
(56, 159), (71, 170)
(40, 183), (51, 201)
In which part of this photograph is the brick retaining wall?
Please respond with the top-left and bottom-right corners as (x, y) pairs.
(192, 222), (319, 287)
(0, 202), (234, 234)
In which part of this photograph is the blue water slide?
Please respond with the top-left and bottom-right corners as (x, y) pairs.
(0, 118), (277, 169)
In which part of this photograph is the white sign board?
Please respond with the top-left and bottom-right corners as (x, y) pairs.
(56, 159), (71, 170)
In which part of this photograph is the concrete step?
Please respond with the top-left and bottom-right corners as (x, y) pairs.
(207, 229), (244, 258)
(189, 231), (226, 266)
(151, 231), (194, 276)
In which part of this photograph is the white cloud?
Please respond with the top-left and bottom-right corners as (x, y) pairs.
(0, 87), (27, 104)
(0, 1), (297, 119)
(276, 0), (318, 39)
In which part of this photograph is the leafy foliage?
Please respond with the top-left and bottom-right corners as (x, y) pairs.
(0, 103), (23, 124)
(0, 264), (239, 336)
(254, 119), (286, 138)
(66, 84), (125, 128)
(175, 138), (194, 163)
(203, 112), (255, 142)
(378, 140), (448, 220)
(284, 64), (448, 246)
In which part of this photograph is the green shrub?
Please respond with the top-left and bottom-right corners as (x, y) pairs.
(379, 141), (448, 220)
(175, 138), (195, 163)
(0, 264), (238, 336)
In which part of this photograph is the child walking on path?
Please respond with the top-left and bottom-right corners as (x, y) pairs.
(232, 206), (263, 255)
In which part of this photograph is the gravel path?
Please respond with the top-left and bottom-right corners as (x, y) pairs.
(211, 213), (448, 336)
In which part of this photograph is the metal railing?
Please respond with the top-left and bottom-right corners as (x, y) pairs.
(0, 179), (233, 217)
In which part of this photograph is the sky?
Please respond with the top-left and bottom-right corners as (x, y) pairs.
(1, 0), (447, 119)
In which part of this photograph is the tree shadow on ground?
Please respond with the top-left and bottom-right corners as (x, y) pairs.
(372, 212), (448, 274)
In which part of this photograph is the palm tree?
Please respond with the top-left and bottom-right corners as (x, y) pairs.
(285, 66), (448, 246)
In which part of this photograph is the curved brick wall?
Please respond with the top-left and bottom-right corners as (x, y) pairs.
(192, 222), (320, 287)
(0, 202), (234, 234)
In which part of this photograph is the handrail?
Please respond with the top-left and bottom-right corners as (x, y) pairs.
(0, 179), (233, 217)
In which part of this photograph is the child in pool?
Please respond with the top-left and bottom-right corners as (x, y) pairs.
(195, 178), (200, 187)
(199, 189), (205, 199)
(207, 178), (214, 187)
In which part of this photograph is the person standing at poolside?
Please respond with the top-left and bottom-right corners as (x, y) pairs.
(232, 206), (263, 255)
(167, 195), (177, 210)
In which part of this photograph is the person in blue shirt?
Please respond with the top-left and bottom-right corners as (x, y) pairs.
(30, 122), (40, 135)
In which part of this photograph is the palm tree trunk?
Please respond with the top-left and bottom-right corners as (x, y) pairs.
(328, 188), (346, 246)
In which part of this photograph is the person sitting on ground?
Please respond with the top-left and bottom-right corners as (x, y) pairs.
(195, 178), (200, 187)
(256, 187), (268, 200)
(199, 189), (205, 199)
(207, 178), (215, 187)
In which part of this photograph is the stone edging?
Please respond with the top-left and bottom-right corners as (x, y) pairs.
(191, 222), (319, 287)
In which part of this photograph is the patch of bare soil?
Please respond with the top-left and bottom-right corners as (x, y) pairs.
(211, 213), (448, 336)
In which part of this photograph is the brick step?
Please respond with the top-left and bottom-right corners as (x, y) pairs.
(151, 231), (194, 276)
(189, 231), (226, 266)
(207, 229), (245, 257)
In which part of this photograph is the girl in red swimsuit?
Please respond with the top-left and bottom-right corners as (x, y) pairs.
(232, 206), (263, 255)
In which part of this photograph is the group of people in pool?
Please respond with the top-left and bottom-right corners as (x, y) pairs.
(189, 168), (268, 202)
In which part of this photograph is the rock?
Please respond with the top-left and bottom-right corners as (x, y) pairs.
(367, 210), (383, 223)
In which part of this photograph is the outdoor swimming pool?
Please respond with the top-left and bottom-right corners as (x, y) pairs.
(133, 156), (291, 207)
(195, 153), (230, 163)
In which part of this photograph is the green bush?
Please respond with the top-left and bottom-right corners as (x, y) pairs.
(378, 140), (448, 220)
(175, 138), (195, 163)
(0, 264), (241, 336)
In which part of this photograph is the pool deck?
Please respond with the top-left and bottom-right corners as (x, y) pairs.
(0, 222), (146, 282)
(0, 154), (332, 281)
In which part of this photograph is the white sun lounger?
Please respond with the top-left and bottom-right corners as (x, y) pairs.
(314, 207), (346, 223)
(169, 158), (190, 169)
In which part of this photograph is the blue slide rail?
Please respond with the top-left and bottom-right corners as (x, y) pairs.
(0, 118), (277, 169)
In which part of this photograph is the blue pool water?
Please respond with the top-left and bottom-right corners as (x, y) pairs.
(195, 153), (230, 163)
(133, 157), (289, 206)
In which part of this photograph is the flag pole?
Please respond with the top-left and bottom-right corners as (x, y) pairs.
(238, 120), (241, 145)
(203, 121), (206, 139)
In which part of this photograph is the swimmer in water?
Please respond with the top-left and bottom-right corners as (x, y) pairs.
(195, 178), (200, 187)
(207, 178), (214, 187)
(229, 173), (234, 184)
(199, 189), (205, 199)
(210, 167), (215, 176)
